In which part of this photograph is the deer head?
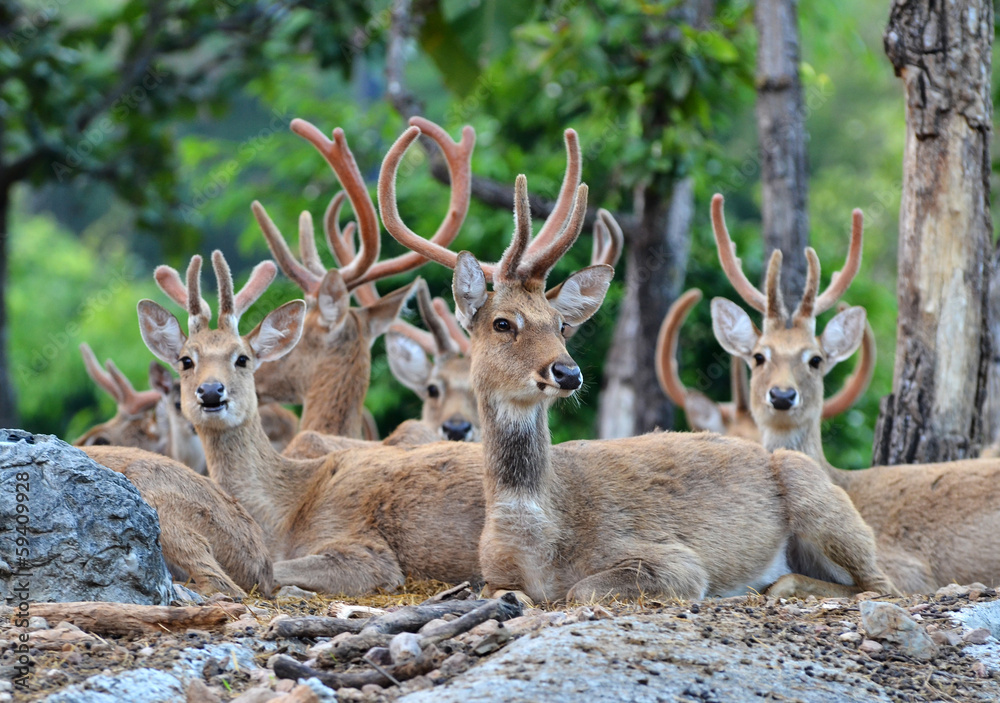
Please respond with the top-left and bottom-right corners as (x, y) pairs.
(707, 194), (867, 440)
(138, 252), (305, 433)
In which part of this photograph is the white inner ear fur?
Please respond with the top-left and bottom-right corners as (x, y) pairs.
(137, 300), (187, 365)
(453, 253), (487, 330)
(820, 306), (866, 368)
(317, 270), (350, 326)
(248, 301), (305, 367)
(386, 332), (432, 397)
(550, 265), (613, 326)
(711, 298), (759, 359)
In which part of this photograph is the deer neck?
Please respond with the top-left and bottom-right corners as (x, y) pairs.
(759, 420), (854, 490)
(298, 328), (370, 438)
(197, 409), (323, 548)
(478, 396), (555, 499)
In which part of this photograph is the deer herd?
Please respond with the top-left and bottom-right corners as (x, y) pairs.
(65, 115), (1000, 605)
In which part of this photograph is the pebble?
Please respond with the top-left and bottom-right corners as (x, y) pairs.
(963, 627), (992, 645)
(231, 686), (278, 703)
(860, 600), (938, 661)
(306, 640), (335, 659)
(27, 616), (49, 631)
(972, 661), (989, 679)
(137, 646), (154, 657)
(839, 632), (862, 643)
(361, 683), (383, 696)
(936, 584), (971, 599)
(419, 618), (450, 634)
(389, 632), (423, 663)
(364, 646), (392, 667)
(275, 679), (296, 693)
(858, 640), (883, 654)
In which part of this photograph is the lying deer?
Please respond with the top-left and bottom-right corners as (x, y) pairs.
(139, 252), (485, 595)
(377, 123), (898, 603)
(657, 289), (875, 440)
(709, 194), (1000, 593)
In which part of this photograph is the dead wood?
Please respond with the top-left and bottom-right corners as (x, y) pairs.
(418, 594), (519, 646)
(273, 645), (445, 689)
(29, 601), (248, 636)
(263, 615), (365, 640)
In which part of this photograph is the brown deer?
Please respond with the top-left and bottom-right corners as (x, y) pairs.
(74, 343), (168, 453)
(709, 193), (1000, 594)
(138, 251), (485, 595)
(377, 123), (898, 603)
(147, 360), (207, 473)
(657, 289), (874, 440)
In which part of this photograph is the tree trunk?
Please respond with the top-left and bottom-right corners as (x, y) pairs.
(0, 185), (17, 428)
(754, 0), (809, 304)
(597, 177), (693, 438)
(872, 0), (993, 465)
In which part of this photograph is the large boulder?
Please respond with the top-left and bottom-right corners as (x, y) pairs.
(0, 430), (172, 605)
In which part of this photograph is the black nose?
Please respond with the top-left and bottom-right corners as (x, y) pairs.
(197, 382), (225, 407)
(768, 387), (797, 411)
(552, 363), (582, 391)
(441, 418), (473, 441)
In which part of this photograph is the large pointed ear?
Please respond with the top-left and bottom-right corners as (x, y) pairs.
(148, 361), (174, 397)
(357, 280), (419, 346)
(453, 251), (488, 330)
(550, 264), (613, 326)
(137, 300), (187, 365)
(317, 269), (351, 327)
(711, 298), (760, 360)
(820, 306), (866, 372)
(246, 300), (306, 367)
(386, 332), (432, 397)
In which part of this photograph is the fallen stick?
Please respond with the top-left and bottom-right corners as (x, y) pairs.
(419, 594), (519, 646)
(420, 581), (473, 604)
(272, 645), (444, 690)
(29, 601), (247, 636)
(263, 616), (365, 640)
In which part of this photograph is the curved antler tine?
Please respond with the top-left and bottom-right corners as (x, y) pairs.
(359, 118), (478, 287)
(79, 342), (123, 403)
(298, 211), (326, 277)
(154, 265), (210, 319)
(105, 359), (161, 415)
(520, 183), (589, 281)
(822, 305), (876, 419)
(815, 208), (864, 314)
(211, 250), (237, 331)
(290, 120), (379, 286)
(323, 192), (355, 267)
(432, 297), (471, 355)
(378, 124), (496, 281)
(185, 255), (211, 333)
(234, 260), (278, 319)
(414, 279), (459, 356)
(252, 200), (323, 297)
(524, 128), (581, 258)
(655, 289), (703, 407)
(712, 194), (766, 313)
(498, 175), (533, 282)
(793, 248), (821, 329)
(763, 249), (786, 326)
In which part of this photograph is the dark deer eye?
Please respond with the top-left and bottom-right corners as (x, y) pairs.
(753, 353), (765, 367)
(174, 401), (182, 411)
(427, 385), (440, 399)
(560, 322), (568, 336)
(809, 355), (823, 369)
(493, 319), (511, 333)
(235, 355), (250, 368)
(92, 437), (111, 446)
(180, 357), (194, 370)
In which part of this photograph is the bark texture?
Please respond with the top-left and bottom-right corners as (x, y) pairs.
(873, 0), (994, 464)
(754, 0), (809, 304)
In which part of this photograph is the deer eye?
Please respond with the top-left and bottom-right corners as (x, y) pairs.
(91, 436), (110, 446)
(493, 318), (512, 333)
(180, 357), (194, 370)
(560, 322), (568, 336)
(809, 355), (823, 369)
(753, 353), (765, 367)
(235, 355), (250, 368)
(427, 384), (440, 399)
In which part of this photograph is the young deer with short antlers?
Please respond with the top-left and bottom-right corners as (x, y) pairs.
(710, 194), (1000, 593)
(378, 124), (897, 603)
(139, 251), (486, 595)
(657, 289), (874, 440)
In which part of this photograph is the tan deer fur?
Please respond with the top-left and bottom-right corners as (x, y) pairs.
(378, 125), (898, 603)
(81, 444), (273, 598)
(710, 193), (1000, 593)
(139, 252), (485, 595)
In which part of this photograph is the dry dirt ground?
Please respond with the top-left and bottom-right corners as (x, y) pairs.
(4, 580), (1000, 703)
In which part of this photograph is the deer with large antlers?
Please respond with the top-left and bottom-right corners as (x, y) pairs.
(378, 123), (897, 602)
(139, 250), (487, 594)
(657, 289), (875, 440)
(709, 194), (1000, 594)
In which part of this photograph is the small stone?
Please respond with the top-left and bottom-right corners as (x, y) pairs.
(361, 684), (383, 696)
(225, 619), (258, 637)
(231, 687), (278, 703)
(0, 694), (11, 703)
(331, 631), (355, 645)
(929, 629), (963, 647)
(419, 618), (450, 634)
(364, 646), (392, 667)
(972, 661), (989, 678)
(466, 620), (500, 638)
(935, 584), (970, 598)
(275, 585), (318, 601)
(389, 632), (423, 664)
(860, 600), (938, 661)
(839, 632), (862, 643)
(275, 679), (296, 693)
(137, 646), (155, 657)
(439, 652), (470, 676)
(0, 680), (11, 692)
(858, 640), (883, 654)
(273, 685), (322, 703)
(306, 640), (335, 658)
(503, 611), (549, 637)
(336, 688), (364, 702)
(187, 680), (225, 703)
(398, 675), (433, 693)
(963, 628), (992, 645)
(27, 616), (49, 631)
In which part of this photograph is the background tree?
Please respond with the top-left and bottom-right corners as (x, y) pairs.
(872, 0), (994, 464)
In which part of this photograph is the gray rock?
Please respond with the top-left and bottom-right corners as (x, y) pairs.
(399, 615), (895, 703)
(860, 601), (938, 661)
(0, 430), (172, 605)
(390, 631), (424, 663)
(44, 669), (184, 703)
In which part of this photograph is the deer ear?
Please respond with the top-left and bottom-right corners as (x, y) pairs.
(550, 265), (613, 326)
(357, 280), (419, 345)
(453, 252), (487, 330)
(148, 361), (174, 396)
(820, 306), (866, 369)
(247, 300), (306, 367)
(317, 270), (351, 327)
(683, 391), (727, 434)
(138, 300), (187, 365)
(386, 332), (432, 397)
(711, 298), (760, 360)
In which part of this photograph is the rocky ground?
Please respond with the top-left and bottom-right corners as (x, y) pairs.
(4, 581), (1000, 703)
